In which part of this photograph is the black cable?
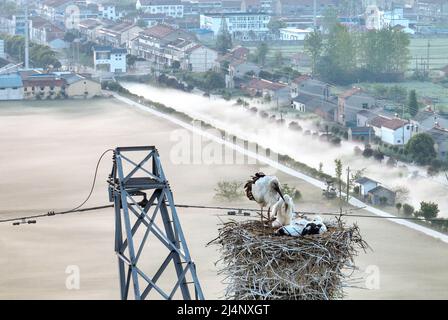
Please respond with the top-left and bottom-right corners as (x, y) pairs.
(2, 202), (447, 224)
(0, 149), (114, 224)
(65, 149), (114, 212)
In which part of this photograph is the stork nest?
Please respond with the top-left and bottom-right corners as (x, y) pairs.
(208, 217), (369, 300)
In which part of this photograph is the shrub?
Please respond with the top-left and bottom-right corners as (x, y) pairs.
(363, 147), (373, 158)
(418, 201), (439, 220)
(214, 181), (243, 201)
(373, 149), (384, 161)
(402, 203), (414, 216)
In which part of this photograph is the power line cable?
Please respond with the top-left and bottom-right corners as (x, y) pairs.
(1, 202), (447, 225)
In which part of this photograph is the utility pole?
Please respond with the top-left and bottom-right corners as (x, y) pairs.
(24, 0), (29, 69)
(313, 0), (317, 29)
(346, 166), (350, 202)
(426, 39), (430, 76)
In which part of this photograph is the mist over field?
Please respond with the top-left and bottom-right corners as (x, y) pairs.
(121, 81), (448, 216)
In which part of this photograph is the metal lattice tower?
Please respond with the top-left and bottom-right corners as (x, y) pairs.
(108, 146), (204, 300)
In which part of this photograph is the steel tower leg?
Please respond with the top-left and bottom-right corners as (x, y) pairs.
(108, 146), (204, 300)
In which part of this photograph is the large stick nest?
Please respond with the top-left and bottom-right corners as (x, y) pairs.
(209, 218), (369, 300)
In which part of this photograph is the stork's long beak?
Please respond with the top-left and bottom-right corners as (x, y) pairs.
(274, 184), (285, 201)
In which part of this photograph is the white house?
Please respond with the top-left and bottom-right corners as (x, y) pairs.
(93, 46), (127, 73)
(365, 5), (384, 30)
(184, 45), (218, 73)
(383, 8), (409, 28)
(136, 0), (184, 18)
(99, 4), (126, 21)
(279, 28), (311, 41)
(368, 115), (418, 146)
(200, 12), (271, 41)
(0, 74), (24, 100)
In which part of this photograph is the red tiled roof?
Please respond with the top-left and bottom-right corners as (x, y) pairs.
(23, 78), (65, 87)
(141, 24), (176, 38)
(292, 75), (311, 84)
(369, 116), (407, 130)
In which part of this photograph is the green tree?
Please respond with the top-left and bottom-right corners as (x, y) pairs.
(274, 50), (283, 65)
(126, 54), (138, 69)
(214, 181), (243, 201)
(204, 71), (225, 91)
(63, 31), (78, 43)
(322, 7), (339, 33)
(334, 159), (343, 199)
(267, 19), (287, 39)
(403, 203), (414, 216)
(304, 30), (323, 75)
(417, 201), (439, 220)
(216, 17), (232, 54)
(408, 89), (419, 117)
(405, 133), (436, 165)
(255, 42), (269, 66)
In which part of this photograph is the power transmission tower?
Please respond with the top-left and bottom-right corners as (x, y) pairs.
(108, 146), (204, 300)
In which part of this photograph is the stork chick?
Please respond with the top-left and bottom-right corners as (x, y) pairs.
(271, 194), (295, 229)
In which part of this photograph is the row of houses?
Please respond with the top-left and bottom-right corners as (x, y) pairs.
(0, 71), (101, 101)
(90, 23), (219, 74)
(287, 74), (448, 160)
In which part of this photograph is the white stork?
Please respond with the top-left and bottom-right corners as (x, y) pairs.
(271, 194), (295, 229)
(244, 172), (285, 224)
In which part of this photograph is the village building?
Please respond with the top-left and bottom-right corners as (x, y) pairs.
(242, 78), (290, 106)
(368, 115), (418, 146)
(200, 12), (271, 41)
(279, 28), (311, 41)
(136, 0), (184, 18)
(22, 74), (66, 100)
(356, 109), (377, 127)
(135, 13), (177, 28)
(96, 22), (144, 47)
(93, 46), (127, 73)
(99, 3), (132, 21)
(0, 14), (27, 35)
(241, 0), (275, 14)
(58, 73), (102, 99)
(274, 0), (337, 16)
(134, 24), (217, 73)
(414, 110), (448, 132)
(367, 186), (397, 206)
(292, 93), (337, 122)
(228, 60), (260, 79)
(355, 177), (380, 197)
(428, 126), (448, 161)
(29, 17), (68, 50)
(290, 76), (330, 100)
(365, 4), (385, 30)
(39, 0), (74, 23)
(337, 88), (377, 127)
(221, 0), (244, 13)
(292, 93), (315, 112)
(0, 73), (24, 101)
(78, 19), (104, 42)
(348, 126), (375, 142)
